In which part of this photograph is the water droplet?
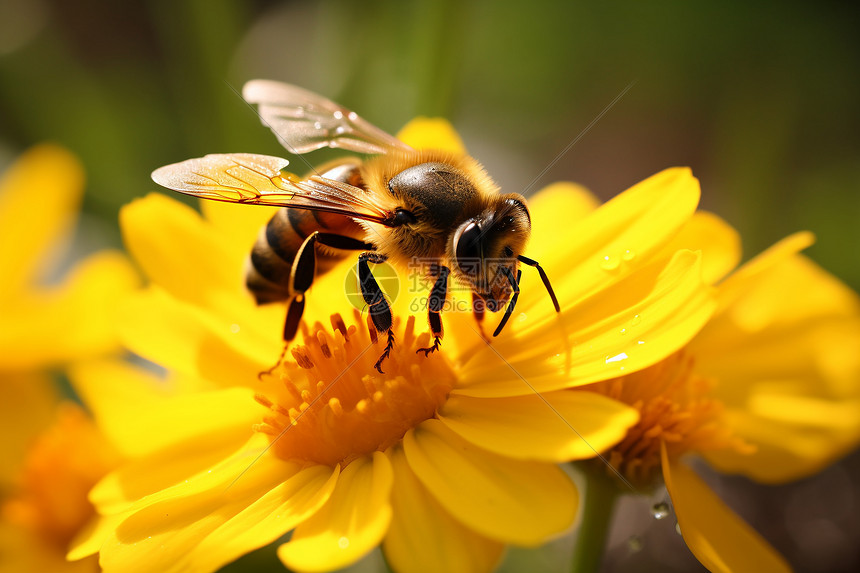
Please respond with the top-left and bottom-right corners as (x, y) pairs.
(313, 121), (322, 130)
(338, 536), (350, 549)
(630, 314), (641, 326)
(627, 535), (643, 553)
(675, 521), (682, 536)
(334, 125), (347, 135)
(518, 312), (528, 322)
(637, 340), (645, 345)
(619, 327), (627, 335)
(333, 110), (344, 120)
(348, 111), (358, 121)
(651, 501), (670, 520)
(605, 352), (629, 364)
(230, 323), (240, 334)
(622, 249), (636, 261)
(599, 254), (620, 271)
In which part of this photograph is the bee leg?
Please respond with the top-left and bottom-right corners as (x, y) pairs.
(493, 268), (522, 337)
(417, 265), (449, 356)
(517, 255), (560, 312)
(472, 291), (490, 342)
(358, 252), (394, 373)
(259, 233), (374, 380)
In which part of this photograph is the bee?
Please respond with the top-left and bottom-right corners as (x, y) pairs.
(151, 80), (559, 373)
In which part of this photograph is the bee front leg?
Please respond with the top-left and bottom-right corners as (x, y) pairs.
(358, 252), (395, 373)
(417, 265), (449, 357)
(493, 268), (522, 337)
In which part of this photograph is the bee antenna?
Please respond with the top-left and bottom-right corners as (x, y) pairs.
(517, 255), (560, 312)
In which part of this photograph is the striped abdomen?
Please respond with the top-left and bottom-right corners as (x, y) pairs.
(245, 162), (366, 304)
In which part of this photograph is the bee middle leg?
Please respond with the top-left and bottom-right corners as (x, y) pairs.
(357, 252), (395, 373)
(417, 265), (450, 356)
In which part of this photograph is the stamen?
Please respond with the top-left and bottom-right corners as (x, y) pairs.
(254, 311), (456, 466)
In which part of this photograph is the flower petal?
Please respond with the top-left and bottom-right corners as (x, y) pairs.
(662, 444), (790, 573)
(437, 391), (638, 461)
(455, 250), (715, 396)
(0, 251), (138, 369)
(0, 371), (56, 486)
(383, 445), (504, 573)
(199, 197), (279, 251)
(0, 144), (83, 296)
(71, 361), (261, 459)
(403, 419), (577, 545)
(99, 447), (335, 573)
(396, 118), (466, 153)
(120, 193), (250, 312)
(704, 400), (860, 483)
(657, 211), (742, 284)
(278, 452), (393, 572)
(118, 287), (279, 388)
(519, 167), (701, 315)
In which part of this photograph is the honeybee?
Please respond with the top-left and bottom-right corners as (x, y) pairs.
(152, 80), (559, 372)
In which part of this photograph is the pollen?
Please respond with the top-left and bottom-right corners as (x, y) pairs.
(253, 311), (457, 466)
(1, 403), (120, 550)
(588, 351), (754, 486)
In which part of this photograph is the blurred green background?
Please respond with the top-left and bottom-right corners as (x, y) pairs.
(1, 0), (858, 571)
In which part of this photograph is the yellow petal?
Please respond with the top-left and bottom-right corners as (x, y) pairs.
(519, 167), (701, 315)
(704, 401), (860, 483)
(437, 391), (638, 461)
(100, 449), (334, 573)
(527, 181), (600, 262)
(278, 452), (393, 572)
(662, 444), (791, 573)
(71, 361), (260, 458)
(403, 419), (577, 545)
(0, 250), (138, 369)
(396, 118), (466, 153)
(118, 287), (279, 388)
(120, 193), (250, 311)
(657, 210), (741, 284)
(200, 197), (280, 250)
(456, 250), (715, 396)
(68, 513), (126, 560)
(383, 445), (504, 573)
(0, 144), (84, 297)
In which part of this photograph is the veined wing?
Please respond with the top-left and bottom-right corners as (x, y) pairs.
(151, 153), (391, 224)
(242, 79), (414, 155)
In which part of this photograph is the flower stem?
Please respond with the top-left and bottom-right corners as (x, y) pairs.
(570, 463), (620, 573)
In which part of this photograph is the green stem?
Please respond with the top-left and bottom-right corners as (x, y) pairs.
(569, 463), (620, 573)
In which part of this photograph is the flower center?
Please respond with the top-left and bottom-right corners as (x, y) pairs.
(254, 311), (456, 466)
(587, 351), (753, 486)
(1, 403), (120, 550)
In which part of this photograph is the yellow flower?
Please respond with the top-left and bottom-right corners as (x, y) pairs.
(0, 145), (138, 570)
(581, 208), (860, 572)
(75, 120), (716, 573)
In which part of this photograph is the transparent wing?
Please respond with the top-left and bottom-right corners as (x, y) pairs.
(242, 80), (414, 155)
(151, 153), (391, 224)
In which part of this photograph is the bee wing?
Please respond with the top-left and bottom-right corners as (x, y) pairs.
(151, 153), (391, 224)
(242, 80), (413, 155)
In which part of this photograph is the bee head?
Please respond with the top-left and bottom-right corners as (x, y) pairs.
(452, 194), (531, 312)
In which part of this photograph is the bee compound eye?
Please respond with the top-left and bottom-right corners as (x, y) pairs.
(455, 221), (483, 274)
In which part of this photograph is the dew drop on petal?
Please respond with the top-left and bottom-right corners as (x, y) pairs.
(348, 111), (358, 121)
(619, 327), (627, 335)
(338, 536), (350, 549)
(622, 249), (636, 261)
(605, 352), (629, 364)
(230, 323), (240, 334)
(631, 314), (641, 326)
(313, 121), (322, 130)
(651, 501), (670, 520)
(333, 110), (344, 120)
(600, 254), (620, 271)
(518, 312), (528, 322)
